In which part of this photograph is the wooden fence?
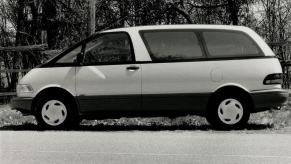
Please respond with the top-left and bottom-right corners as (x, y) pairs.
(0, 44), (49, 103)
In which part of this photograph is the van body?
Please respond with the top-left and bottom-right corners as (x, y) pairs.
(11, 25), (288, 129)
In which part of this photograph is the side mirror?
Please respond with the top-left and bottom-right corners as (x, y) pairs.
(73, 52), (84, 65)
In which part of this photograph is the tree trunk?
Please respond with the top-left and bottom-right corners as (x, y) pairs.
(88, 0), (96, 36)
(227, 0), (239, 25)
(43, 0), (58, 49)
(15, 0), (25, 46)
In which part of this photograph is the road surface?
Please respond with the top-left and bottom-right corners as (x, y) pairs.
(1, 131), (291, 164)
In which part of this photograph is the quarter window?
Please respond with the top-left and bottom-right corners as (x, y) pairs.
(83, 33), (133, 64)
(203, 31), (261, 57)
(142, 31), (203, 61)
(56, 45), (82, 63)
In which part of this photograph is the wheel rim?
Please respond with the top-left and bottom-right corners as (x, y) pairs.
(41, 100), (67, 126)
(217, 98), (243, 125)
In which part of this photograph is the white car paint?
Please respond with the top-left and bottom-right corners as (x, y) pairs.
(141, 58), (281, 95)
(17, 25), (282, 101)
(75, 64), (141, 96)
(18, 67), (76, 97)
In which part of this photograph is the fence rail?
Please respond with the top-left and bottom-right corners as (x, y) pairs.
(0, 69), (31, 73)
(0, 44), (48, 52)
(0, 92), (16, 96)
(0, 92), (15, 104)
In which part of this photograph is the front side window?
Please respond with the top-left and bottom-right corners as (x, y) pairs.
(203, 31), (261, 57)
(141, 31), (203, 61)
(83, 33), (133, 65)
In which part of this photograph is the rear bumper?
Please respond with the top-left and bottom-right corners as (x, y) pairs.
(10, 97), (33, 115)
(250, 89), (289, 112)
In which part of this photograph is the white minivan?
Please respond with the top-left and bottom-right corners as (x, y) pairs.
(11, 25), (288, 129)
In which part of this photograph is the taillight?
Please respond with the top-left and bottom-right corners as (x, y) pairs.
(263, 73), (283, 85)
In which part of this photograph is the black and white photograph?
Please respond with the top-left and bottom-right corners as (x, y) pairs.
(0, 0), (291, 163)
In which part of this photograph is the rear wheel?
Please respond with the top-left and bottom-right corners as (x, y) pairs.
(35, 95), (79, 129)
(207, 93), (250, 130)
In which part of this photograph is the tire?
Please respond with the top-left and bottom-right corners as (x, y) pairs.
(35, 94), (79, 130)
(206, 93), (250, 130)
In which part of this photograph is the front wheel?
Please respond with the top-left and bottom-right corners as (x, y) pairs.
(207, 93), (250, 130)
(35, 95), (79, 129)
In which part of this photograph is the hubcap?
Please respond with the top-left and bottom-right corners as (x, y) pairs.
(41, 100), (67, 126)
(218, 98), (243, 125)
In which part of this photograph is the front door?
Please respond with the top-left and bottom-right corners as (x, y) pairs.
(76, 32), (141, 114)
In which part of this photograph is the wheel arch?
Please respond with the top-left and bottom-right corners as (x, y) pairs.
(208, 84), (254, 111)
(31, 87), (79, 114)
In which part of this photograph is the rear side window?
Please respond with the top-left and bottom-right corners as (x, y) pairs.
(203, 31), (261, 57)
(141, 31), (203, 61)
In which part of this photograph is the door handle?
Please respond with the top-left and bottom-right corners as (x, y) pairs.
(126, 66), (140, 71)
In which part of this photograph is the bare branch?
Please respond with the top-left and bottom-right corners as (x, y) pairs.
(169, 3), (193, 24)
(188, 3), (229, 9)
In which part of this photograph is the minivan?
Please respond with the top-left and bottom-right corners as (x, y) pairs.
(11, 25), (288, 129)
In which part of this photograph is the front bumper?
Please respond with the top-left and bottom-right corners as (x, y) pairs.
(251, 89), (289, 112)
(10, 97), (33, 115)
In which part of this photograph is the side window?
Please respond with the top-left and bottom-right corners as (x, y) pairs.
(141, 31), (203, 61)
(56, 45), (82, 63)
(203, 31), (261, 57)
(83, 33), (133, 65)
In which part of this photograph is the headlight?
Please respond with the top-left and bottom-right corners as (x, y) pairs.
(17, 84), (34, 94)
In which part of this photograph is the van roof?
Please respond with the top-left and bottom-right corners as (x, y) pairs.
(103, 24), (251, 33)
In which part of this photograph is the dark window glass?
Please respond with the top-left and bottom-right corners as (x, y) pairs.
(83, 33), (133, 64)
(142, 31), (203, 61)
(203, 31), (261, 57)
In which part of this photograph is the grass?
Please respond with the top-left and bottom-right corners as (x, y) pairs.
(0, 104), (291, 131)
